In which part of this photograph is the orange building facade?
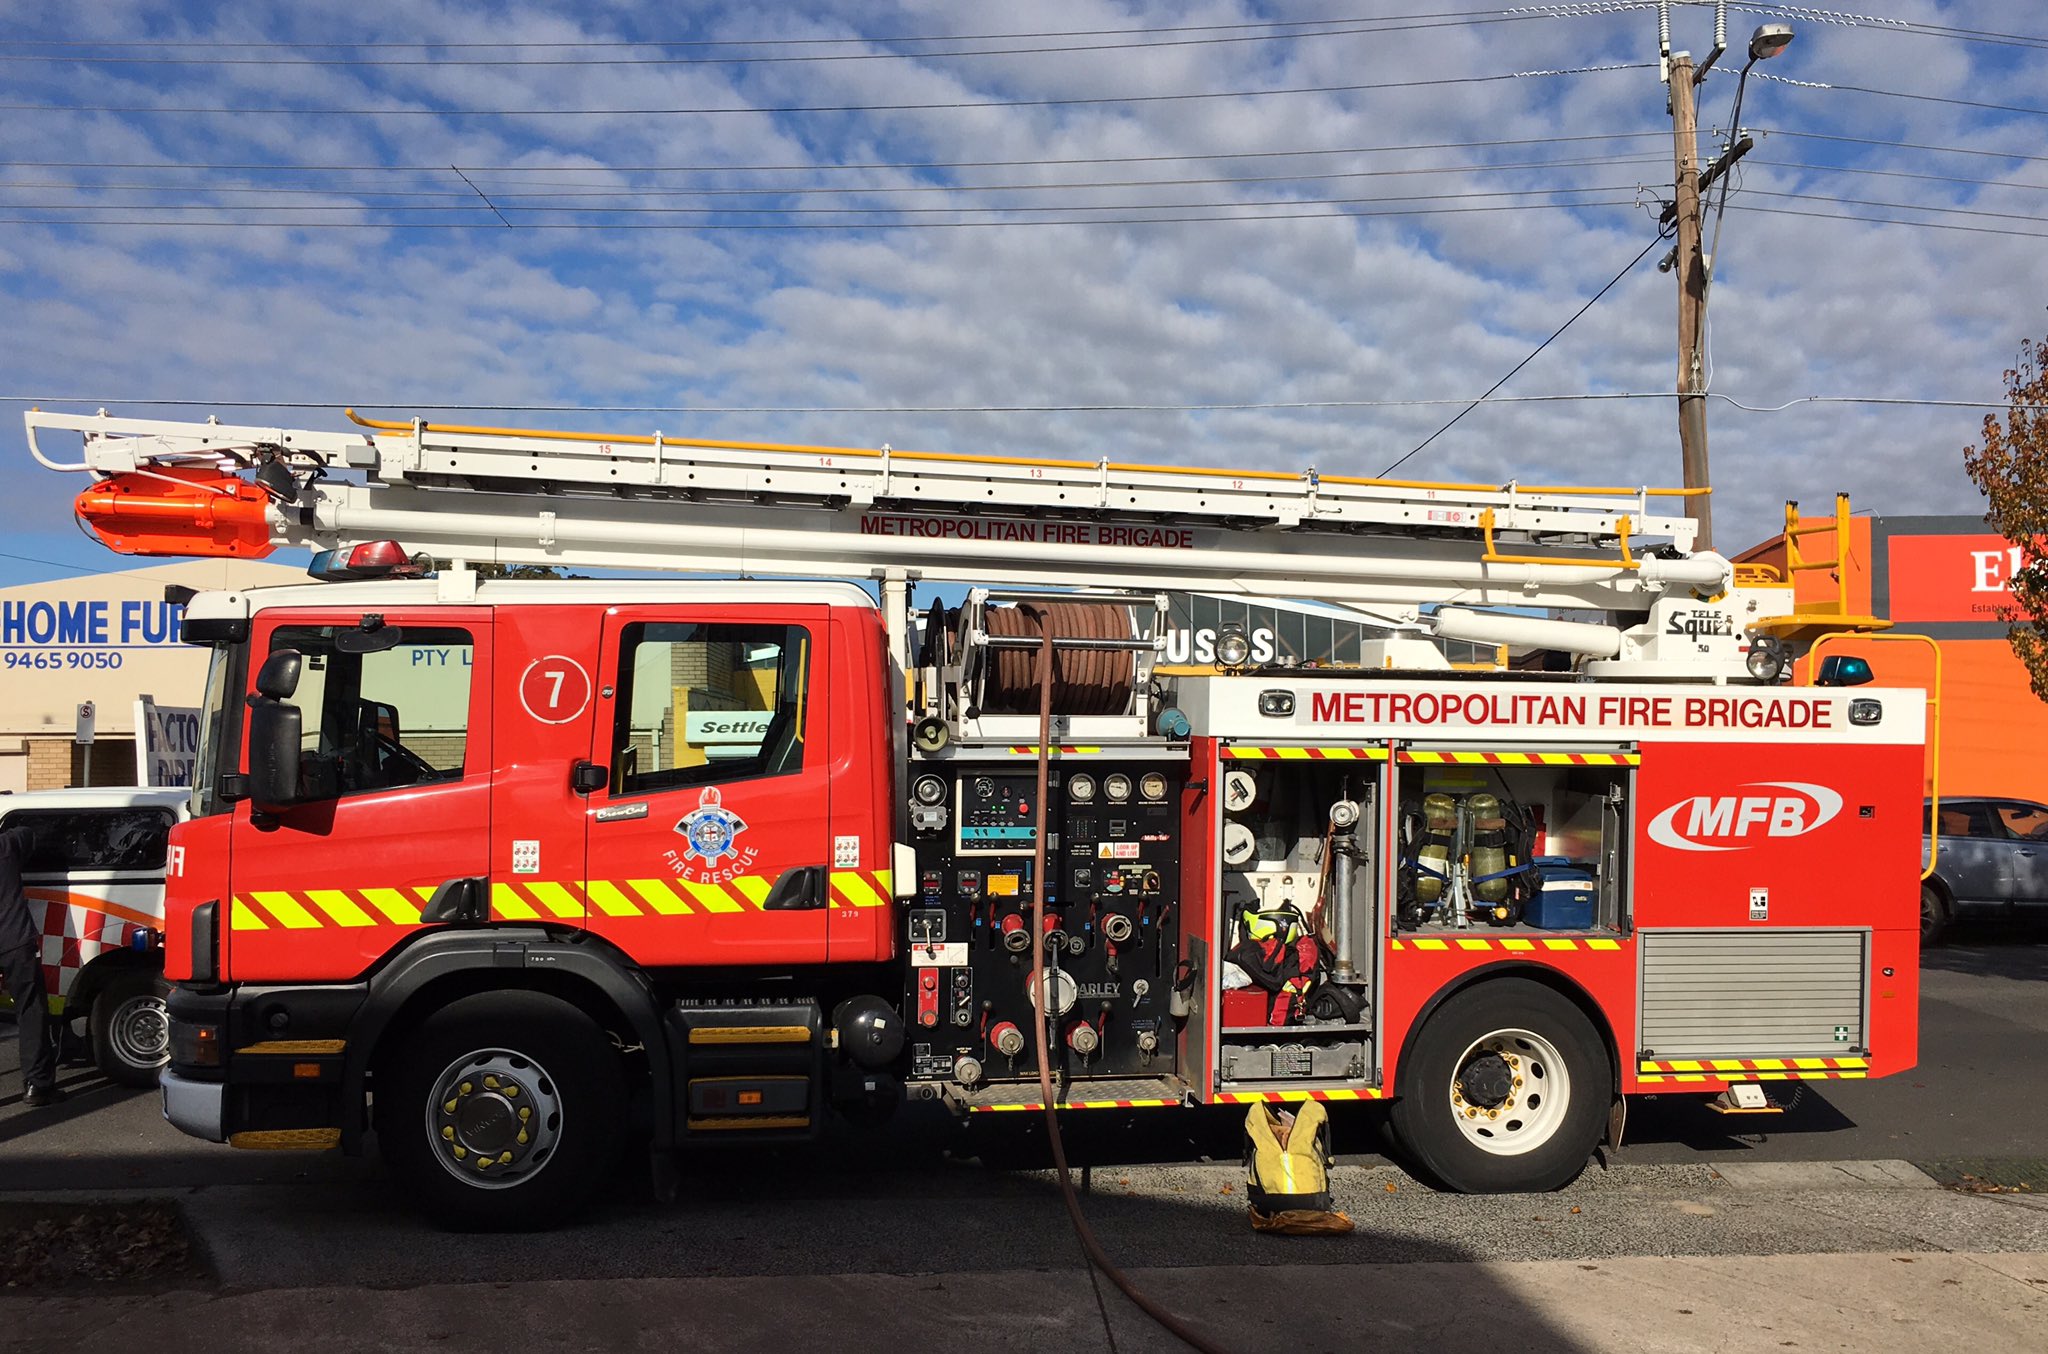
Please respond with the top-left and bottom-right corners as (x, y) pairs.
(1738, 513), (2046, 805)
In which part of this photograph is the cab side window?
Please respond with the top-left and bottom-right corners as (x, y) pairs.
(268, 626), (474, 798)
(1, 808), (176, 875)
(611, 623), (809, 796)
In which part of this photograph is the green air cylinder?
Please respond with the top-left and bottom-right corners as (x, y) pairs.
(1415, 792), (1458, 904)
(1468, 792), (1512, 905)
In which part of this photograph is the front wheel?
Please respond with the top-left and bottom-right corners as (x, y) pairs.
(376, 991), (625, 1231)
(1388, 978), (1609, 1193)
(91, 970), (170, 1088)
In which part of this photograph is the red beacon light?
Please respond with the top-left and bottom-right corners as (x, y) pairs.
(307, 540), (429, 581)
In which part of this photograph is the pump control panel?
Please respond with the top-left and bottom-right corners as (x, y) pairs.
(904, 760), (1184, 1087)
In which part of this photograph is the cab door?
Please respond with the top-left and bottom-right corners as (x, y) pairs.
(225, 607), (494, 983)
(583, 606), (831, 966)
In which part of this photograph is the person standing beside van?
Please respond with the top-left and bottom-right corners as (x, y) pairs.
(0, 824), (63, 1107)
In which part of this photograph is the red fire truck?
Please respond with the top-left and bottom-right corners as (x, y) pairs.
(27, 409), (1926, 1229)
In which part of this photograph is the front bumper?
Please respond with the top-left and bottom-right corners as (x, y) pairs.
(161, 1068), (227, 1142)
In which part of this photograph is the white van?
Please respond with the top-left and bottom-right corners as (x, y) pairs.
(0, 786), (189, 1086)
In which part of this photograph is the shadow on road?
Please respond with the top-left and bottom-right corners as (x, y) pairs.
(1921, 938), (2048, 982)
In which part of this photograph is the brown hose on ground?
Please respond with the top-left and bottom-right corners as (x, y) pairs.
(1025, 611), (1235, 1354)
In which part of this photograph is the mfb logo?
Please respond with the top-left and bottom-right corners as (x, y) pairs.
(1647, 781), (1844, 853)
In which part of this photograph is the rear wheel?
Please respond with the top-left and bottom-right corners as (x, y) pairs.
(1389, 979), (1608, 1193)
(1920, 883), (1950, 946)
(376, 991), (625, 1231)
(90, 970), (170, 1088)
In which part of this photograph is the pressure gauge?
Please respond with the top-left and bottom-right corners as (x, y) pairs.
(1067, 773), (1097, 803)
(912, 775), (947, 806)
(1139, 772), (1169, 802)
(1104, 773), (1133, 803)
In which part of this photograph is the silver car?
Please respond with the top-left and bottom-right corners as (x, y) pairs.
(1922, 797), (2048, 944)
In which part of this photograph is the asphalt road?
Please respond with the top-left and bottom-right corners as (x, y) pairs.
(3, 937), (2042, 1213)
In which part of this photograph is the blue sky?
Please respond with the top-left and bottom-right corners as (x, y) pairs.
(0, 1), (2042, 588)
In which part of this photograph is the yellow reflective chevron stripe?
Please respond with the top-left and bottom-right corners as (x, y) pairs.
(490, 883), (540, 921)
(627, 878), (692, 915)
(832, 871), (889, 909)
(581, 879), (645, 918)
(223, 870), (903, 929)
(525, 880), (588, 919)
(1390, 934), (1630, 953)
(304, 889), (375, 928)
(681, 880), (745, 913)
(361, 888), (422, 925)
(251, 890), (321, 930)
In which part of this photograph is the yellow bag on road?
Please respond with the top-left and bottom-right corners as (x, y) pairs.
(1244, 1100), (1355, 1236)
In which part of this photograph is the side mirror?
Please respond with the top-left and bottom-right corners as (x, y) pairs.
(1815, 654), (1875, 687)
(247, 699), (304, 808)
(255, 649), (303, 699)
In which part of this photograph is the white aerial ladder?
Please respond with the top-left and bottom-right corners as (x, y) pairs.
(25, 407), (1795, 699)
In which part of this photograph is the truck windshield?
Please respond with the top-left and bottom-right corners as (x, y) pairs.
(191, 643), (234, 818)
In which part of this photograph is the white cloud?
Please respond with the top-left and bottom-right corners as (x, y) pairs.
(0, 0), (2028, 582)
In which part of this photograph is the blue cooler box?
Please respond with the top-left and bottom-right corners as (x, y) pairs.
(1525, 857), (1597, 929)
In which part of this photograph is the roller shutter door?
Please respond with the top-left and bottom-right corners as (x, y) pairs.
(1639, 929), (1867, 1059)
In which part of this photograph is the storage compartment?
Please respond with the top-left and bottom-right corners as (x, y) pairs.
(1392, 751), (1632, 932)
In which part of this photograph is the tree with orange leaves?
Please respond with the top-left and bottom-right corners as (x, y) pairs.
(1963, 333), (2048, 702)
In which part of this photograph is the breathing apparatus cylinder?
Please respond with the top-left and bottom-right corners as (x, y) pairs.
(1467, 792), (1512, 906)
(1415, 792), (1458, 905)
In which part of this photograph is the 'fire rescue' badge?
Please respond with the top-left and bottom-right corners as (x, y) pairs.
(674, 786), (749, 865)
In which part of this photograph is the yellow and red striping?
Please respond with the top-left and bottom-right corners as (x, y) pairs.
(1212, 1088), (1385, 1104)
(1392, 935), (1622, 953)
(1222, 746), (1390, 760)
(1397, 750), (1639, 766)
(1636, 1056), (1869, 1083)
(228, 870), (893, 930)
(971, 1098), (1180, 1113)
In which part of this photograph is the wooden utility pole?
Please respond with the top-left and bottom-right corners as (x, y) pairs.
(1669, 53), (1713, 551)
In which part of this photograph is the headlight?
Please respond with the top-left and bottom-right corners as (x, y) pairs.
(1214, 626), (1252, 668)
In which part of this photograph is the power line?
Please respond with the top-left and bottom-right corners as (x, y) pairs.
(0, 131), (1674, 175)
(1727, 3), (2048, 52)
(0, 10), (1545, 50)
(5, 391), (2022, 415)
(1760, 74), (2048, 120)
(0, 197), (1647, 230)
(1761, 127), (2048, 166)
(1734, 203), (2048, 239)
(0, 183), (1649, 218)
(0, 154), (1672, 202)
(0, 64), (1646, 118)
(1747, 158), (2048, 194)
(0, 14), (1553, 67)
(1382, 234), (1664, 474)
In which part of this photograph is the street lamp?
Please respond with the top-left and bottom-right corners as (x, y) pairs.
(1726, 23), (1794, 149)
